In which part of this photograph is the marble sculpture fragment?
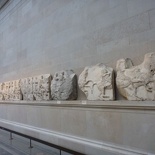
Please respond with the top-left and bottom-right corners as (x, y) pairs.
(116, 52), (155, 100)
(51, 70), (77, 100)
(21, 74), (51, 101)
(0, 80), (22, 101)
(0, 83), (4, 100)
(33, 74), (51, 100)
(10, 80), (22, 100)
(3, 81), (10, 100)
(78, 63), (115, 100)
(21, 77), (33, 100)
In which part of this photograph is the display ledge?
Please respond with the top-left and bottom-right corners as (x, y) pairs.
(0, 100), (155, 110)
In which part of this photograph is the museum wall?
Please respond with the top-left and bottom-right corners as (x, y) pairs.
(0, 0), (155, 100)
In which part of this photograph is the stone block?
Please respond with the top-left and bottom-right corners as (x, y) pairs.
(116, 52), (155, 100)
(0, 80), (22, 101)
(21, 74), (51, 101)
(51, 70), (77, 100)
(10, 80), (22, 100)
(78, 63), (115, 100)
(0, 83), (4, 100)
(33, 74), (51, 100)
(3, 82), (11, 100)
(21, 77), (33, 100)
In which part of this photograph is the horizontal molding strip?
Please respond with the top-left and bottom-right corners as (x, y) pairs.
(0, 119), (152, 155)
(0, 100), (155, 110)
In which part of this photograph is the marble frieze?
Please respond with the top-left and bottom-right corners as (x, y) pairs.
(21, 74), (51, 101)
(0, 74), (51, 101)
(33, 74), (51, 100)
(78, 63), (115, 100)
(51, 70), (77, 100)
(21, 77), (33, 100)
(116, 52), (155, 100)
(0, 80), (22, 101)
(1, 52), (155, 102)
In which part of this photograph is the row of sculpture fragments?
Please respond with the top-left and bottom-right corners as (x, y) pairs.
(0, 52), (155, 101)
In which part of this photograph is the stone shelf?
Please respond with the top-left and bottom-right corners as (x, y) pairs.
(0, 100), (155, 110)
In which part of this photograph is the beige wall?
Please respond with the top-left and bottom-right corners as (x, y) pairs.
(0, 2), (155, 154)
(0, 0), (155, 99)
(0, 101), (154, 155)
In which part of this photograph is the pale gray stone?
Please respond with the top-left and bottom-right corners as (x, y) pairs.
(116, 52), (155, 100)
(21, 77), (34, 100)
(10, 80), (22, 100)
(0, 80), (22, 101)
(51, 70), (77, 100)
(0, 83), (4, 100)
(3, 81), (10, 100)
(21, 74), (51, 101)
(33, 74), (51, 101)
(78, 63), (115, 100)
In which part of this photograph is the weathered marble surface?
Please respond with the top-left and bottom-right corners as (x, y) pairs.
(78, 63), (115, 100)
(33, 74), (51, 100)
(21, 74), (51, 101)
(116, 52), (155, 100)
(3, 82), (10, 100)
(21, 77), (33, 100)
(10, 80), (22, 100)
(0, 83), (4, 100)
(51, 70), (77, 100)
(0, 80), (22, 101)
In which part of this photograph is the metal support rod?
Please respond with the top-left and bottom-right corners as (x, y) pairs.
(29, 139), (33, 148)
(10, 132), (13, 140)
(0, 126), (84, 155)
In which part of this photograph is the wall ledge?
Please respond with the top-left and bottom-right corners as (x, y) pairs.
(0, 100), (155, 110)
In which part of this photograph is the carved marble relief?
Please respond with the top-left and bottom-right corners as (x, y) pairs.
(51, 70), (77, 100)
(3, 81), (10, 100)
(10, 80), (22, 100)
(21, 74), (51, 101)
(0, 80), (22, 101)
(33, 74), (51, 100)
(78, 63), (115, 100)
(0, 83), (4, 100)
(116, 52), (155, 100)
(21, 77), (33, 100)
